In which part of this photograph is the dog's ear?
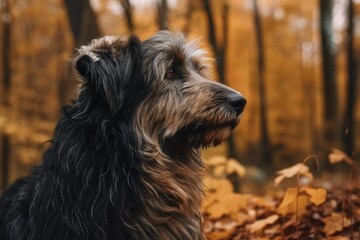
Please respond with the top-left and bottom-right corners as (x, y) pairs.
(74, 54), (97, 79)
(74, 36), (143, 114)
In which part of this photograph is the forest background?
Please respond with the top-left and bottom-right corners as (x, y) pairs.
(0, 0), (360, 239)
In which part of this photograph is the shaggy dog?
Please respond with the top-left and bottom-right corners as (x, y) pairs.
(0, 31), (246, 240)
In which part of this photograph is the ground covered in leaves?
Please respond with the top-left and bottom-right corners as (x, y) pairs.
(202, 150), (360, 240)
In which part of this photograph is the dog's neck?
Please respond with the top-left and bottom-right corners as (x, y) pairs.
(131, 126), (205, 240)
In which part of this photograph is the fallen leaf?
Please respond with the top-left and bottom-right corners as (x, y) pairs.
(226, 159), (246, 178)
(214, 218), (238, 231)
(323, 212), (351, 236)
(278, 192), (309, 216)
(248, 214), (279, 233)
(204, 178), (233, 195)
(301, 187), (327, 206)
(207, 230), (233, 240)
(207, 155), (227, 166)
(229, 211), (249, 226)
(206, 193), (249, 219)
(328, 237), (350, 240)
(274, 163), (313, 186)
(328, 148), (355, 166)
(207, 201), (228, 219)
(278, 187), (297, 209)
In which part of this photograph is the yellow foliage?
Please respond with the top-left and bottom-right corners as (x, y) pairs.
(277, 188), (309, 216)
(205, 155), (246, 179)
(301, 187), (327, 206)
(274, 163), (313, 186)
(203, 177), (250, 219)
(248, 214), (279, 233)
(323, 213), (352, 236)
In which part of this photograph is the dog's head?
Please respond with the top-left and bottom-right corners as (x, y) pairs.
(74, 35), (145, 116)
(137, 31), (246, 149)
(73, 32), (246, 149)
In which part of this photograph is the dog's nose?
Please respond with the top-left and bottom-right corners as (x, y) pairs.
(227, 93), (247, 114)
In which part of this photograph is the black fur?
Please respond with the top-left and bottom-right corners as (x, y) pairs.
(0, 36), (147, 240)
(0, 32), (246, 240)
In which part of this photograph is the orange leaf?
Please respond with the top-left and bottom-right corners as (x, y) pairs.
(274, 163), (313, 186)
(205, 193), (249, 219)
(301, 187), (327, 206)
(277, 188), (309, 216)
(248, 214), (279, 233)
(323, 212), (351, 236)
(278, 187), (297, 209)
(206, 202), (228, 219)
(328, 237), (350, 240)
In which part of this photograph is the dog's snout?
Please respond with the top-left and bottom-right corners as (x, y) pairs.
(227, 93), (247, 114)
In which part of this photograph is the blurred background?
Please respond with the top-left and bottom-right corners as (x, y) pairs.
(0, 0), (359, 193)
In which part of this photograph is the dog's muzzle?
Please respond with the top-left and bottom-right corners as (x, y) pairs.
(227, 93), (247, 115)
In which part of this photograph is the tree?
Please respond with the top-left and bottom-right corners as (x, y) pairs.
(319, 0), (339, 146)
(0, 0), (11, 190)
(64, 0), (101, 47)
(119, 0), (134, 33)
(156, 0), (168, 30)
(342, 0), (358, 155)
(60, 0), (102, 105)
(202, 0), (239, 159)
(252, 0), (272, 166)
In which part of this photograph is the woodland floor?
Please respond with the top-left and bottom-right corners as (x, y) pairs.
(202, 151), (360, 240)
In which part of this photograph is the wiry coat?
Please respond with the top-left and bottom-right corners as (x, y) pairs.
(0, 31), (246, 240)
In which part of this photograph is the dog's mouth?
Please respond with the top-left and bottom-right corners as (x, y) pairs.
(176, 116), (241, 148)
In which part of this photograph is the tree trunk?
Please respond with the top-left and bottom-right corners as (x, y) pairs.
(119, 0), (134, 33)
(60, 0), (102, 105)
(182, 1), (195, 34)
(203, 0), (222, 82)
(252, 0), (272, 166)
(64, 0), (101, 47)
(342, 0), (358, 155)
(319, 0), (339, 146)
(1, 0), (11, 190)
(156, 0), (168, 30)
(202, 0), (239, 158)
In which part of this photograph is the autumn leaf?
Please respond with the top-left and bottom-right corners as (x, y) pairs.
(204, 178), (233, 195)
(207, 202), (229, 219)
(248, 214), (279, 233)
(206, 193), (249, 219)
(328, 148), (355, 166)
(301, 187), (327, 206)
(226, 159), (246, 178)
(277, 187), (309, 216)
(203, 178), (250, 219)
(207, 229), (233, 240)
(206, 155), (227, 166)
(214, 218), (238, 231)
(278, 187), (298, 209)
(323, 212), (351, 236)
(274, 163), (313, 186)
(328, 237), (350, 240)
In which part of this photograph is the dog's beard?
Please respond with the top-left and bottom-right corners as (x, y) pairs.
(194, 127), (232, 148)
(173, 116), (241, 149)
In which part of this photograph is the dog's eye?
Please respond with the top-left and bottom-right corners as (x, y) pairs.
(165, 67), (178, 80)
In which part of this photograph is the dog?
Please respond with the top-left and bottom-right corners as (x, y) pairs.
(0, 31), (246, 240)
